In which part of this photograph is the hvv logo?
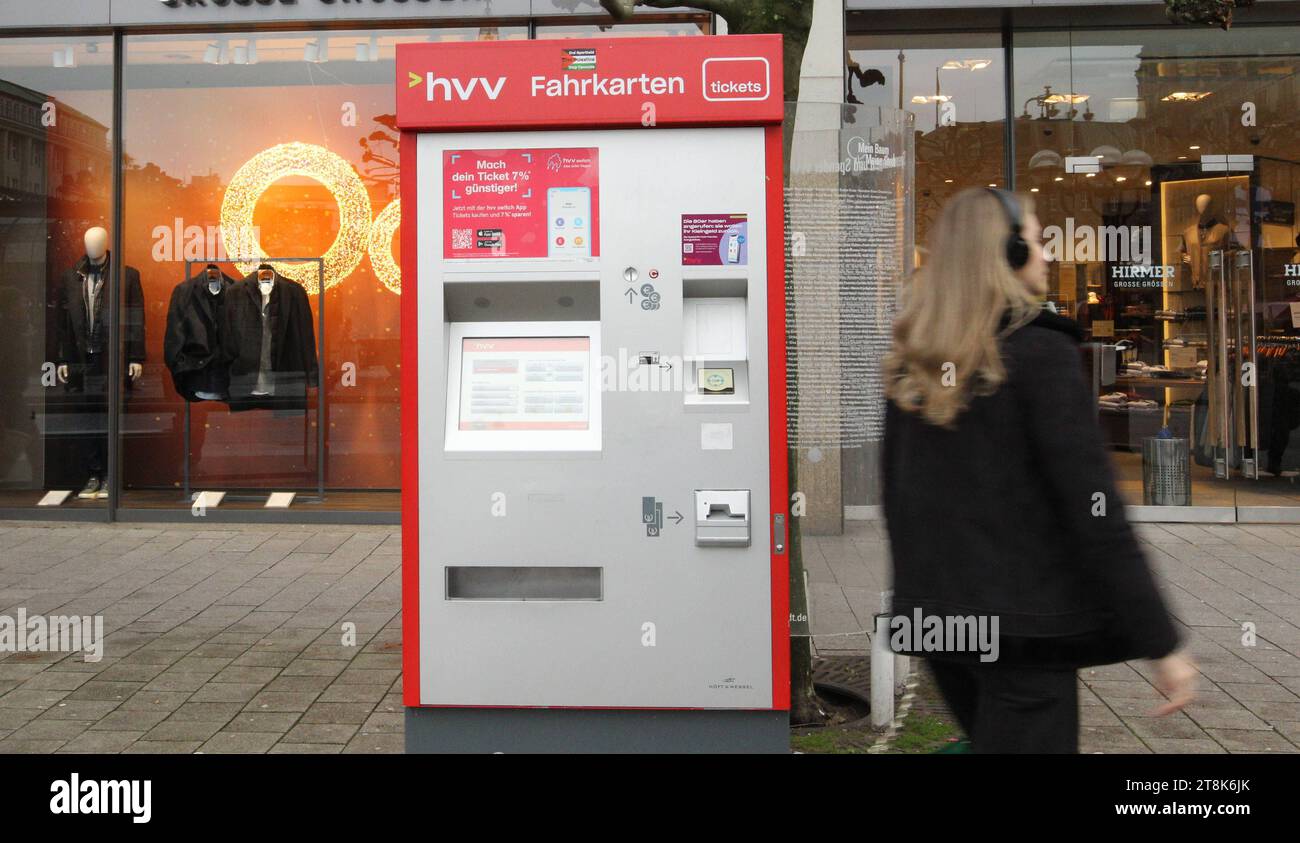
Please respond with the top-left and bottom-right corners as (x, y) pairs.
(408, 71), (506, 102)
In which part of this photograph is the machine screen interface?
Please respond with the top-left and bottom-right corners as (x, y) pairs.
(458, 337), (591, 431)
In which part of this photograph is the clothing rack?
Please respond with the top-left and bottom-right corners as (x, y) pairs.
(180, 257), (326, 506)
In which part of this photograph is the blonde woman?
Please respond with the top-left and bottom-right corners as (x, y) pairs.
(882, 187), (1197, 753)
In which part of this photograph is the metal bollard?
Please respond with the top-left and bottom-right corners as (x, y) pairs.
(872, 612), (895, 729)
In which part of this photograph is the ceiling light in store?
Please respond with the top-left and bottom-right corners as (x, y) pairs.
(1030, 187), (1039, 193)
(1054, 176), (1064, 182)
(305, 38), (328, 63)
(944, 179), (954, 183)
(1028, 150), (1063, 171)
(988, 183), (997, 188)
(1043, 92), (1089, 105)
(910, 94), (951, 104)
(1178, 155), (1188, 160)
(941, 59), (991, 71)
(1089, 145), (1122, 166)
(1162, 91), (1212, 102)
(1145, 180), (1153, 186)
(52, 46), (75, 68)
(355, 35), (379, 63)
(232, 39), (258, 66)
(203, 42), (229, 65)
(1115, 176), (1127, 182)
(1085, 173), (1096, 178)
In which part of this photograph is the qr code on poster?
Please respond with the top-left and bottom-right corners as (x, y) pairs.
(451, 228), (473, 250)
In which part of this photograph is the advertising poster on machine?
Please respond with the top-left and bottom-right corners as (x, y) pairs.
(682, 213), (748, 265)
(443, 147), (600, 259)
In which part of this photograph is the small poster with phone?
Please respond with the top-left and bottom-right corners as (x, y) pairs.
(444, 147), (599, 260)
(682, 214), (747, 266)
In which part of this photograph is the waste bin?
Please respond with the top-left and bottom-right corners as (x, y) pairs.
(1142, 436), (1192, 506)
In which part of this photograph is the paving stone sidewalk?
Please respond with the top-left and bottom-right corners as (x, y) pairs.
(0, 523), (403, 754)
(1, 519), (1297, 753)
(805, 520), (1300, 753)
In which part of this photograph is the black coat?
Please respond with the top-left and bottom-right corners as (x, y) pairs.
(223, 271), (319, 412)
(164, 269), (236, 402)
(882, 309), (1182, 668)
(55, 253), (145, 368)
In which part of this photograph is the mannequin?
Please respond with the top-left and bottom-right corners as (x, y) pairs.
(1181, 193), (1237, 289)
(54, 227), (146, 498)
(164, 262), (236, 402)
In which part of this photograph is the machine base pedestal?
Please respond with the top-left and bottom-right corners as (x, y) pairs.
(405, 707), (789, 753)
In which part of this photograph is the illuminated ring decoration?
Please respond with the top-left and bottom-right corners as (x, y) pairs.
(368, 198), (401, 295)
(220, 142), (372, 294)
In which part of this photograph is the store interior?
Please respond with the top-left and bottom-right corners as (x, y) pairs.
(849, 22), (1300, 513)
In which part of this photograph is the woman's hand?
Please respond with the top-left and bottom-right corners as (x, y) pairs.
(1151, 651), (1198, 716)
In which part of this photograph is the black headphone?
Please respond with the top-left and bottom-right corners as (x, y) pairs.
(986, 187), (1030, 270)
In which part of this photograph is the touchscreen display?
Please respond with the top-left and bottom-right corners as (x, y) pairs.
(458, 337), (591, 431)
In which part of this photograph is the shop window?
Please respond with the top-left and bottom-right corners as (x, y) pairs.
(0, 36), (114, 510)
(846, 31), (1005, 261)
(1015, 24), (1300, 511)
(118, 26), (525, 513)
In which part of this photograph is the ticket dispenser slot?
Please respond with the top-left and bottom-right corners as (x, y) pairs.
(683, 281), (749, 407)
(695, 489), (751, 547)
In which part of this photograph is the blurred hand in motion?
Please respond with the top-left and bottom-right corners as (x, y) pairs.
(1151, 651), (1198, 716)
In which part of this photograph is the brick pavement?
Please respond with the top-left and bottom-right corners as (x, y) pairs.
(0, 519), (1296, 753)
(0, 523), (402, 754)
(804, 520), (1300, 753)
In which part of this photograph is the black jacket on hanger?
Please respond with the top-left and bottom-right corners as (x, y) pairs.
(55, 253), (145, 371)
(164, 268), (236, 402)
(223, 269), (319, 412)
(883, 309), (1181, 669)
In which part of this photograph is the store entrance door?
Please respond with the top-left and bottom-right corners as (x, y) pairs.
(1223, 155), (1300, 520)
(1129, 155), (1300, 523)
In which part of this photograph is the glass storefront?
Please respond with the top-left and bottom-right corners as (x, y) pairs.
(9, 7), (1300, 523)
(0, 15), (709, 520)
(118, 27), (526, 515)
(847, 14), (1300, 521)
(847, 31), (1006, 256)
(1014, 24), (1300, 516)
(0, 36), (115, 511)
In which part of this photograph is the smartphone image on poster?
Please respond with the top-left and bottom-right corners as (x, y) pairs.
(547, 187), (591, 258)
